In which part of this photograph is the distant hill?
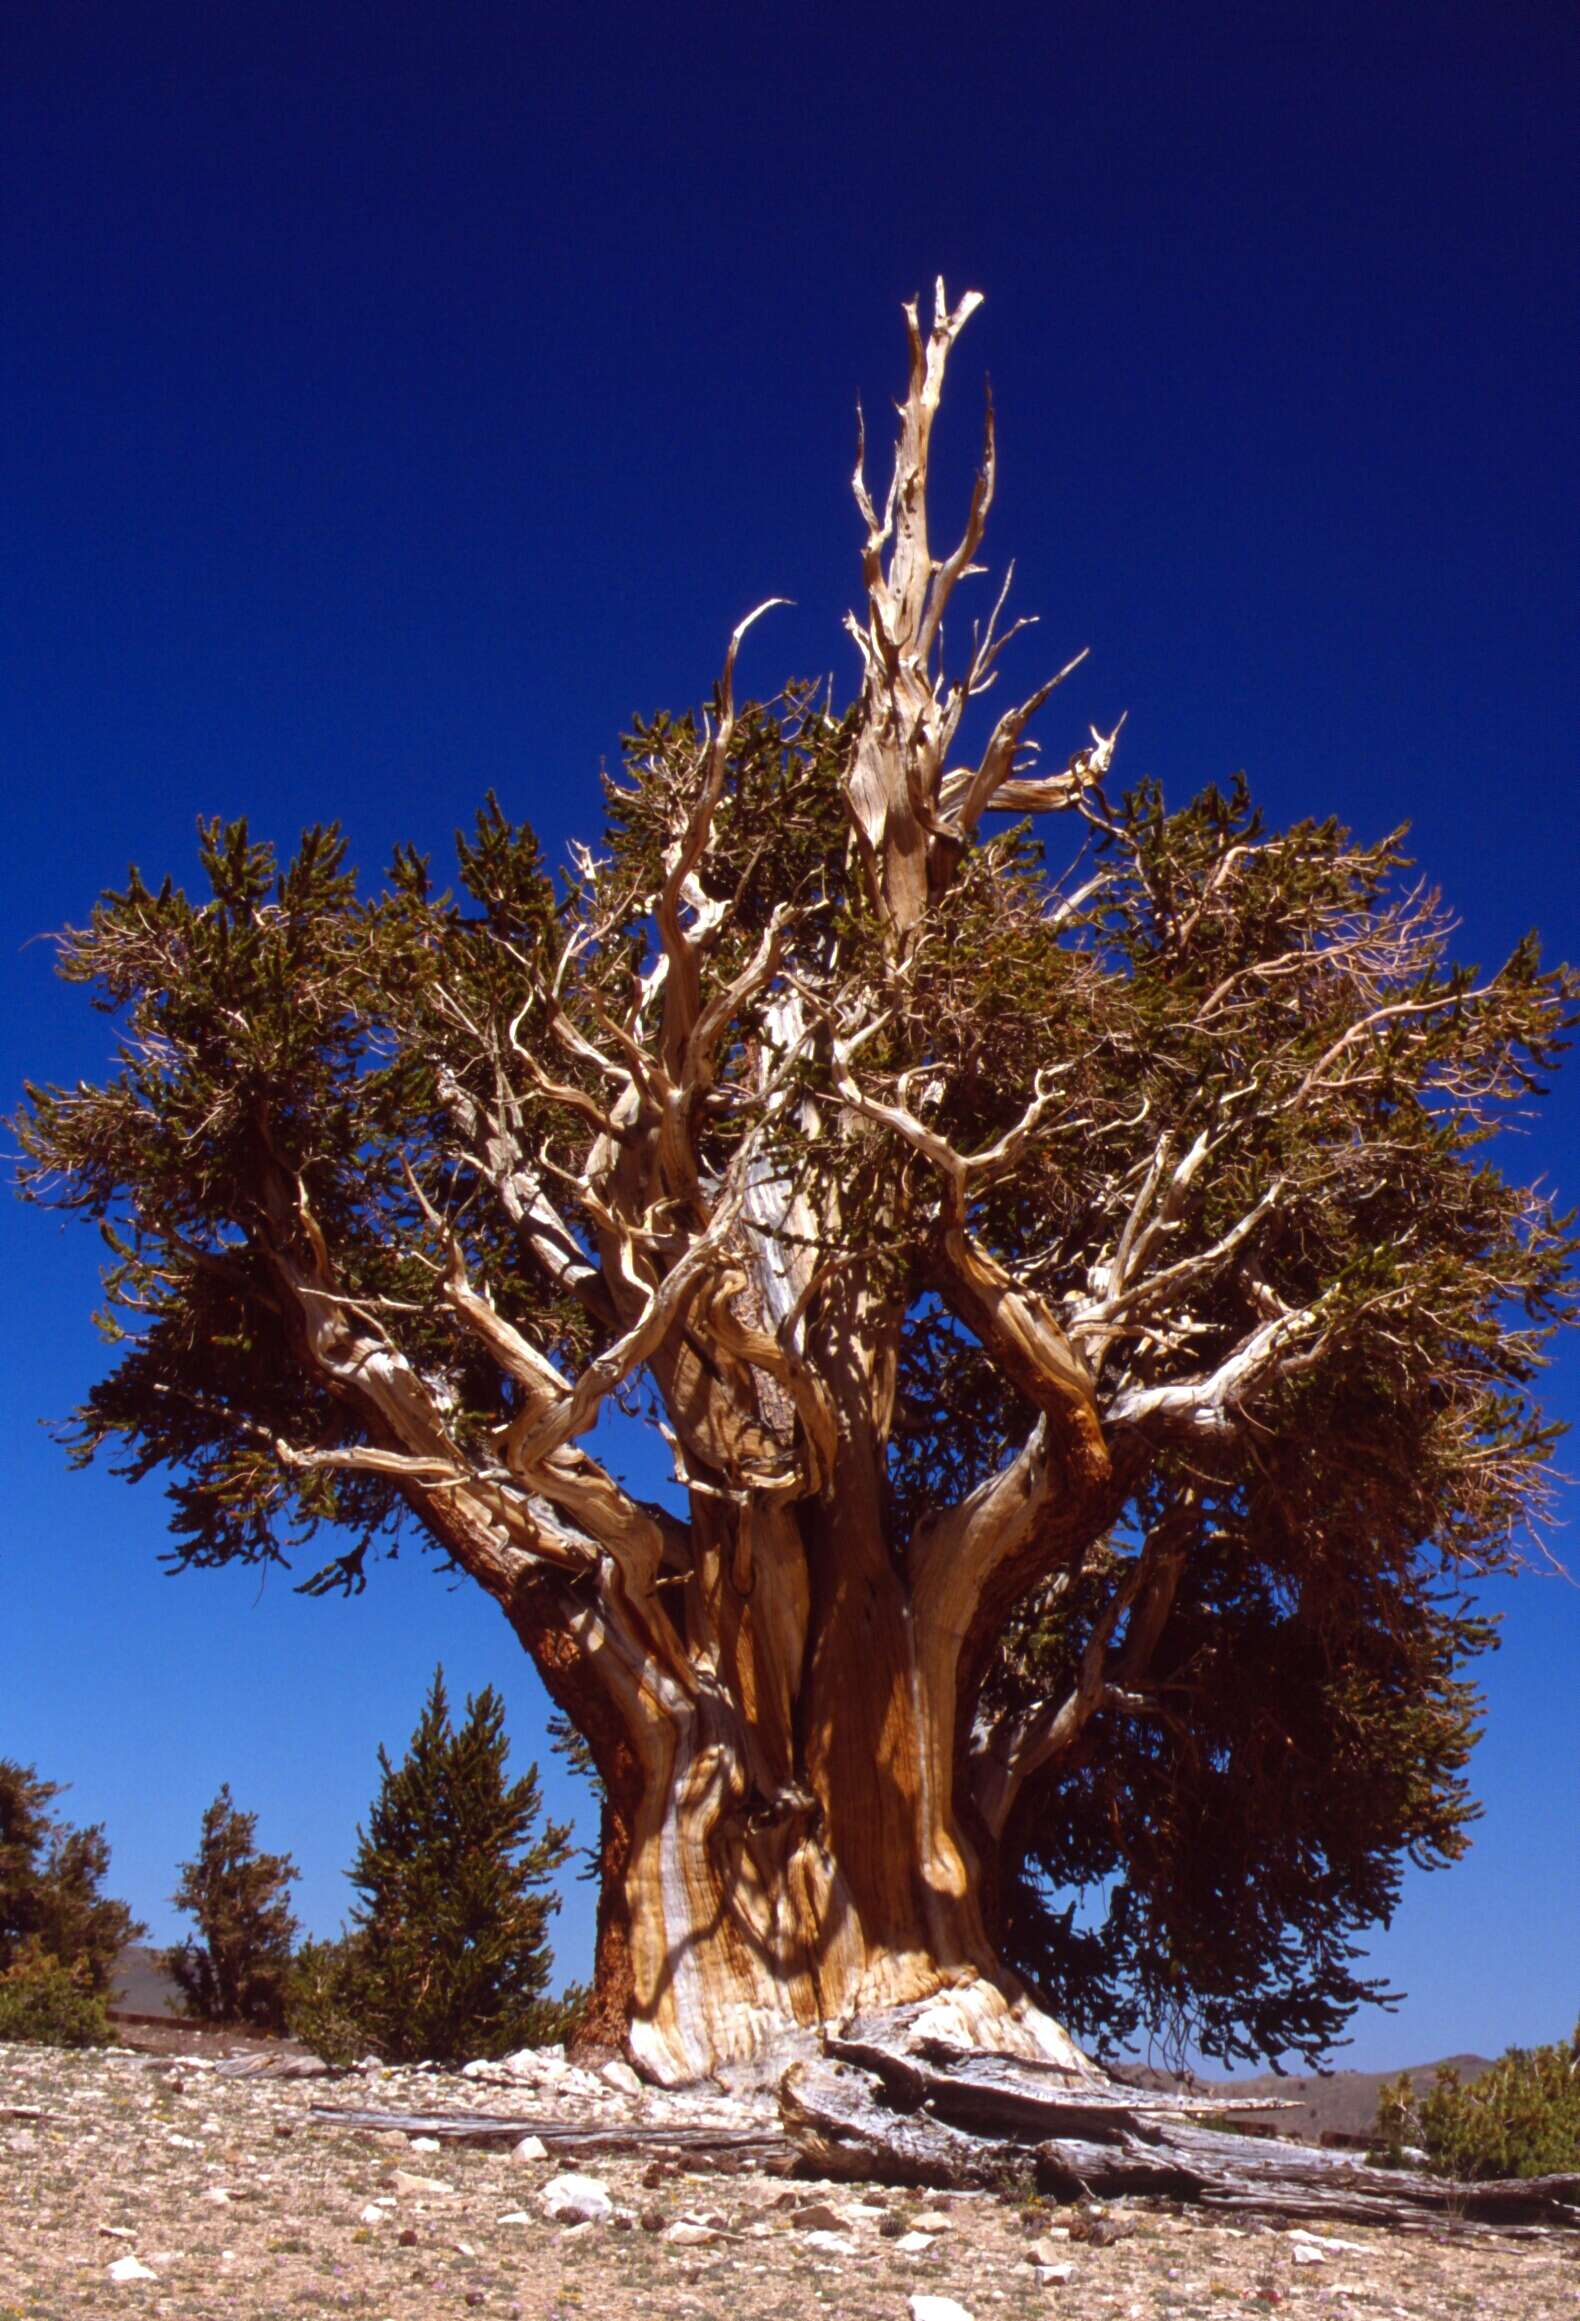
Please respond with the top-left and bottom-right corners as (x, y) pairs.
(1115, 2051), (1497, 2144)
(111, 1942), (185, 2018)
(1220, 2054), (1495, 2142)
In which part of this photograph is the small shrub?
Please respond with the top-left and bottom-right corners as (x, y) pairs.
(0, 1942), (112, 2047)
(285, 1932), (588, 2065)
(283, 1936), (374, 2066)
(1374, 2024), (1580, 2180)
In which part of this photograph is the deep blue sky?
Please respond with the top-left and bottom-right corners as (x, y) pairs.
(4, 1), (1577, 2070)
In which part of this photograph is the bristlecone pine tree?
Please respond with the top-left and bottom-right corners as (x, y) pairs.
(334, 1668), (572, 2064)
(0, 1758), (144, 1994)
(14, 288), (1578, 2084)
(165, 1785), (299, 2031)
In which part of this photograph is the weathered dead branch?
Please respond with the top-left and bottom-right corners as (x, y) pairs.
(779, 2033), (1580, 2233)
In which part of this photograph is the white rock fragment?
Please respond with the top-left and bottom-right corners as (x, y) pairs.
(358, 2203), (387, 2226)
(802, 2229), (855, 2254)
(496, 2210), (533, 2225)
(912, 2209), (953, 2232)
(663, 2219), (720, 2244)
(509, 2134), (548, 2161)
(1025, 2234), (1072, 2265)
(895, 2230), (937, 2254)
(391, 2169), (454, 2197)
(909, 2298), (975, 2321)
(1290, 2228), (1368, 2255)
(1034, 2262), (1075, 2286)
(1291, 2241), (1326, 2265)
(600, 2057), (644, 2095)
(107, 2256), (158, 2284)
(408, 2134), (442, 2153)
(201, 2187), (232, 2205)
(538, 2172), (613, 2224)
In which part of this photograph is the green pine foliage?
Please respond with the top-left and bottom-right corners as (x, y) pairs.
(0, 1942), (112, 2048)
(164, 1785), (299, 2031)
(0, 1758), (143, 1997)
(288, 1670), (576, 2065)
(1375, 2026), (1580, 2179)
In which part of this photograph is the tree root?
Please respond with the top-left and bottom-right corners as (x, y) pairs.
(777, 2012), (1580, 2234)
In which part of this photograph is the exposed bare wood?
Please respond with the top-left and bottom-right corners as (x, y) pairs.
(780, 2040), (1580, 2231)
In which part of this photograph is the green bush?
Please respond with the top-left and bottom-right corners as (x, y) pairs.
(285, 1932), (587, 2066)
(283, 1937), (373, 2066)
(0, 1942), (112, 2048)
(1375, 2024), (1580, 2180)
(0, 1758), (144, 1993)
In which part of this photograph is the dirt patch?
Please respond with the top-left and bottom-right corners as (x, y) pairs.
(3, 2040), (1576, 2320)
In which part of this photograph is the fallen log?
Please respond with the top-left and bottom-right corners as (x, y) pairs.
(311, 2104), (793, 2170)
(780, 2041), (1580, 2233)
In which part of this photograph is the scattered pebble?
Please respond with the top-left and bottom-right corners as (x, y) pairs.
(908, 2296), (975, 2321)
(538, 2170), (614, 2224)
(790, 2200), (846, 2232)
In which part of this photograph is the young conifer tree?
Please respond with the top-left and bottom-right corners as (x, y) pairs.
(165, 1785), (299, 2031)
(0, 1758), (144, 1995)
(14, 288), (1578, 2082)
(334, 1668), (572, 2064)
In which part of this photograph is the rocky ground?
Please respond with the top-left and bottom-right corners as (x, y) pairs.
(3, 2037), (1578, 2321)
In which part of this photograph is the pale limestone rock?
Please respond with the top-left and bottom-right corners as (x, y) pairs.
(107, 2257), (158, 2284)
(391, 2169), (454, 2198)
(1025, 2234), (1072, 2265)
(538, 2172), (613, 2224)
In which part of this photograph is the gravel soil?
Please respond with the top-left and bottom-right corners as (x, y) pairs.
(3, 2040), (1577, 2321)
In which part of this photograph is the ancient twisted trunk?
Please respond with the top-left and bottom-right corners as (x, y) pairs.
(511, 1488), (1095, 2087)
